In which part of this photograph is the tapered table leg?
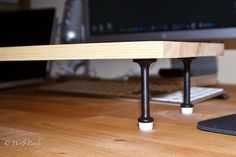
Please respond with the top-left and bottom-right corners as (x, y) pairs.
(180, 58), (194, 115)
(133, 59), (156, 131)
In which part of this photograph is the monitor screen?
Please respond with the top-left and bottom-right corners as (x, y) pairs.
(0, 8), (55, 88)
(86, 0), (236, 42)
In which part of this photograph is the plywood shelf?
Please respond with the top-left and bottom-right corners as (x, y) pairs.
(0, 41), (224, 61)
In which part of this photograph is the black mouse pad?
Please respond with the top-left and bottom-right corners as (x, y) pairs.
(197, 114), (236, 136)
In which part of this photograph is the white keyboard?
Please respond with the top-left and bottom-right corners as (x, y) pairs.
(151, 87), (225, 104)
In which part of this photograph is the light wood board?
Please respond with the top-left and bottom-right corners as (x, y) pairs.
(0, 41), (224, 61)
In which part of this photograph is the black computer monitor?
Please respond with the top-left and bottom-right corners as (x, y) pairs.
(0, 8), (56, 89)
(85, 0), (233, 76)
(85, 0), (236, 42)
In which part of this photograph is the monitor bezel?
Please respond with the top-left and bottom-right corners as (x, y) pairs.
(0, 8), (56, 89)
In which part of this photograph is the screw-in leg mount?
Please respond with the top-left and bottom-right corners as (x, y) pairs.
(180, 58), (195, 115)
(134, 59), (156, 131)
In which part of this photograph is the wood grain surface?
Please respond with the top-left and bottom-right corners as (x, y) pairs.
(0, 85), (236, 156)
(0, 41), (224, 61)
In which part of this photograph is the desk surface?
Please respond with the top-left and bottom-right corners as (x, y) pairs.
(0, 41), (223, 61)
(0, 85), (236, 157)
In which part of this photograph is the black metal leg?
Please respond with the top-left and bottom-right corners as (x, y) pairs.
(134, 59), (156, 131)
(180, 58), (194, 114)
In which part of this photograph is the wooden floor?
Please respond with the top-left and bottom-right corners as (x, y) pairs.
(0, 85), (236, 157)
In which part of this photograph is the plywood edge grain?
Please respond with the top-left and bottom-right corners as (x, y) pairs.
(0, 41), (224, 61)
(163, 41), (224, 58)
(0, 41), (164, 61)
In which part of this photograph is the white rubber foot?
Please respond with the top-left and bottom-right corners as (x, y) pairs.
(181, 107), (193, 115)
(138, 122), (153, 131)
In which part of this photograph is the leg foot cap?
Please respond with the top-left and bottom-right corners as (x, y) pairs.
(181, 107), (193, 115)
(138, 122), (153, 131)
